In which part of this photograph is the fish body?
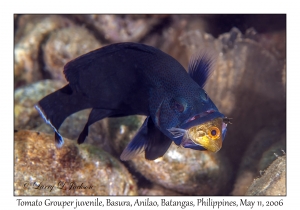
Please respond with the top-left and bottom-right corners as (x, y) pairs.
(35, 42), (228, 160)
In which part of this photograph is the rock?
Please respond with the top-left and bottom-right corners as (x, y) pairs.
(251, 29), (286, 92)
(231, 123), (285, 195)
(73, 14), (168, 43)
(246, 155), (286, 195)
(14, 15), (74, 88)
(108, 116), (232, 195)
(130, 143), (231, 195)
(253, 29), (286, 61)
(144, 15), (210, 69)
(14, 130), (137, 195)
(43, 26), (101, 82)
(107, 115), (146, 155)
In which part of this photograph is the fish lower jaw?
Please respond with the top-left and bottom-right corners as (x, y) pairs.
(180, 137), (205, 150)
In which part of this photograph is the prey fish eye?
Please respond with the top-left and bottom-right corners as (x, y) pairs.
(35, 42), (228, 161)
(208, 126), (220, 140)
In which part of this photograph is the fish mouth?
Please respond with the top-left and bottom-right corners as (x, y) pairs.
(181, 109), (225, 130)
(184, 109), (216, 124)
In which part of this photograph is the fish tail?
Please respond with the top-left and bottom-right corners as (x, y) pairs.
(35, 84), (91, 148)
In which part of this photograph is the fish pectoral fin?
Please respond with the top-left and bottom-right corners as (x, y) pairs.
(144, 137), (172, 160)
(144, 119), (172, 160)
(120, 117), (150, 161)
(77, 108), (113, 144)
(120, 117), (172, 161)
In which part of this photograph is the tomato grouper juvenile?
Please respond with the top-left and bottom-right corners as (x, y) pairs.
(35, 42), (229, 160)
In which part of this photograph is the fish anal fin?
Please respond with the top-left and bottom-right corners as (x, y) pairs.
(78, 108), (113, 144)
(77, 126), (88, 145)
(145, 134), (172, 160)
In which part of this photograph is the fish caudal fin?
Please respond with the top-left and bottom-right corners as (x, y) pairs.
(120, 117), (172, 161)
(35, 84), (91, 148)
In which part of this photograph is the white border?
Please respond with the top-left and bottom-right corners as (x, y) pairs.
(3, 0), (297, 209)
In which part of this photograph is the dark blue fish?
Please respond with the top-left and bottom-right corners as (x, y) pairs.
(35, 42), (228, 160)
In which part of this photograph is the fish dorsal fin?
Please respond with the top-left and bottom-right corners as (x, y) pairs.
(188, 50), (215, 88)
(63, 49), (99, 92)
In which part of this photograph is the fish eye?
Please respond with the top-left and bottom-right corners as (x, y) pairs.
(208, 126), (220, 140)
(175, 102), (184, 112)
(170, 98), (186, 113)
